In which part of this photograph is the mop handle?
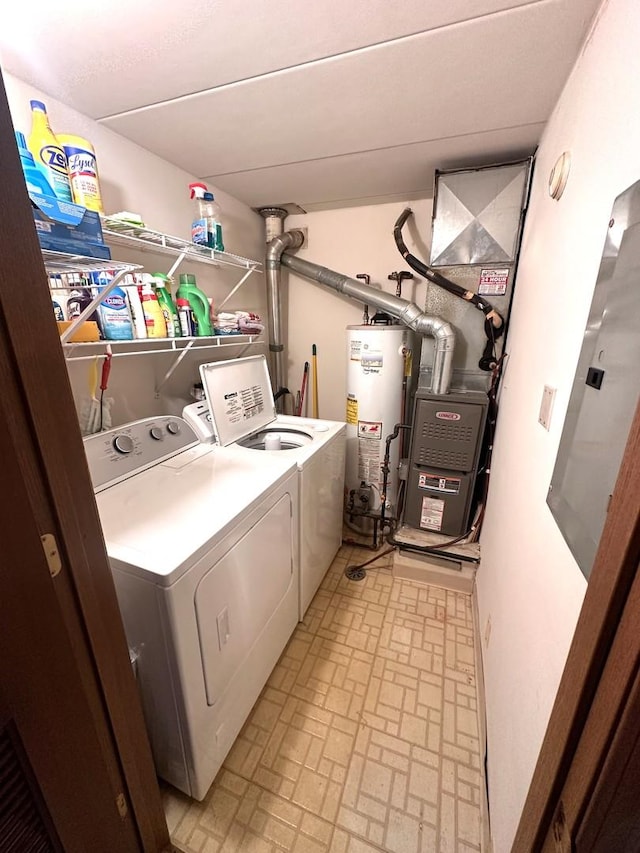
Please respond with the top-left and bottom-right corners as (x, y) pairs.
(312, 344), (319, 418)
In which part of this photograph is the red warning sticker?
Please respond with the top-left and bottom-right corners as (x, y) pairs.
(418, 472), (461, 494)
(358, 421), (383, 440)
(479, 268), (509, 296)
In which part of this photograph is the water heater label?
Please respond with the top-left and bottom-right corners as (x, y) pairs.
(346, 396), (358, 425)
(358, 439), (382, 485)
(358, 421), (382, 440)
(361, 351), (383, 374)
(350, 340), (362, 361)
(420, 496), (444, 531)
(479, 268), (509, 295)
(418, 473), (461, 494)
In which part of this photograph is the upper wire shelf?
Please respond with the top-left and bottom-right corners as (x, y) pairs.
(101, 218), (263, 272)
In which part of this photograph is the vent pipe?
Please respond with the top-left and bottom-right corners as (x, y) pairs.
(259, 207), (297, 402)
(280, 240), (455, 395)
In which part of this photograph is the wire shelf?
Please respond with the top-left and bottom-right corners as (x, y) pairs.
(62, 334), (263, 361)
(101, 219), (263, 272)
(42, 250), (140, 277)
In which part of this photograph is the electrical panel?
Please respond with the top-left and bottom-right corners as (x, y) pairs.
(404, 391), (488, 536)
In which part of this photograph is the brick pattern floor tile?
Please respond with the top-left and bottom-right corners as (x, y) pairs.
(165, 545), (484, 852)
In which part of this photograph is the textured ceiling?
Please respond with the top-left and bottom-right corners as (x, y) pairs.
(0, 0), (599, 210)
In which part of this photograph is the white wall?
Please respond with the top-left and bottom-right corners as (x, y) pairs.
(286, 200), (432, 422)
(477, 1), (640, 849)
(3, 70), (267, 425)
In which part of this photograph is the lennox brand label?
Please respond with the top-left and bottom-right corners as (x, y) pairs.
(436, 411), (461, 421)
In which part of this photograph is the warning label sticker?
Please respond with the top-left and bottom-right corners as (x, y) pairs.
(479, 268), (509, 296)
(358, 421), (382, 440)
(420, 496), (445, 531)
(418, 472), (461, 494)
(346, 396), (358, 425)
(361, 351), (383, 375)
(350, 340), (362, 362)
(358, 438), (382, 484)
(223, 384), (265, 425)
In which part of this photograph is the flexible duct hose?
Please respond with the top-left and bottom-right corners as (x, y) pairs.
(393, 208), (505, 371)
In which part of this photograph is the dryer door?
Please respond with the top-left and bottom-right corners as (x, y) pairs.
(194, 492), (294, 706)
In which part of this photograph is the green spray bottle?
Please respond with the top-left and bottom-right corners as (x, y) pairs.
(151, 273), (181, 337)
(176, 274), (212, 337)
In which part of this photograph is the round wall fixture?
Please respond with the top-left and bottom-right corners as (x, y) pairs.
(549, 151), (571, 200)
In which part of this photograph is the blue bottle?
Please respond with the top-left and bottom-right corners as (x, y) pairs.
(91, 271), (134, 341)
(15, 131), (56, 198)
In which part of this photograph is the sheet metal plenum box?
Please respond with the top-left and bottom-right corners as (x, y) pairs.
(404, 391), (488, 536)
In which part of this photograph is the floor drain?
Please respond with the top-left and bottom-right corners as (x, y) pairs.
(345, 566), (366, 581)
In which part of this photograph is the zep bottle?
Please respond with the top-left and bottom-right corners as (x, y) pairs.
(57, 134), (104, 212)
(27, 101), (73, 203)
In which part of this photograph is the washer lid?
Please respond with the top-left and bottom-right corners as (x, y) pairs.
(199, 355), (276, 446)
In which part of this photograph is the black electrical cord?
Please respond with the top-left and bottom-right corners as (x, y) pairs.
(344, 546), (395, 581)
(393, 208), (505, 370)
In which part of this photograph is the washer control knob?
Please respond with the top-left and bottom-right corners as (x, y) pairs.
(150, 427), (164, 441)
(167, 421), (181, 435)
(113, 434), (135, 454)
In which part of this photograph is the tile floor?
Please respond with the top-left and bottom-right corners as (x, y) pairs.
(164, 545), (484, 853)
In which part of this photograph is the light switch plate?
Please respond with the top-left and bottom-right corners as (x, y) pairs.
(539, 385), (556, 430)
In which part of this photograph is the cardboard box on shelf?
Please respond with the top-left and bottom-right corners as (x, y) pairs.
(30, 191), (111, 260)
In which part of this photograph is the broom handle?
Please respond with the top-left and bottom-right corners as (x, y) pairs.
(298, 361), (309, 417)
(312, 344), (319, 418)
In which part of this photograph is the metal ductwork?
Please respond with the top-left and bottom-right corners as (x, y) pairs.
(259, 208), (303, 403)
(280, 242), (455, 394)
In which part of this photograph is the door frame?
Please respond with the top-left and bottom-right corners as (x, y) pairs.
(513, 399), (640, 850)
(0, 69), (170, 851)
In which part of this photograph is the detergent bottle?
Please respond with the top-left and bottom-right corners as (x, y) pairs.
(176, 274), (212, 337)
(97, 287), (134, 341)
(15, 131), (56, 197)
(27, 101), (73, 203)
(151, 273), (181, 338)
(189, 182), (224, 252)
(122, 275), (147, 339)
(140, 274), (168, 338)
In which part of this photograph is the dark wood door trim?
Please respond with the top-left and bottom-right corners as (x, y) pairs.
(575, 662), (640, 850)
(513, 400), (640, 851)
(0, 69), (169, 851)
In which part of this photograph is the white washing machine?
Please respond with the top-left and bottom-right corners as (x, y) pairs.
(84, 414), (299, 801)
(183, 355), (346, 618)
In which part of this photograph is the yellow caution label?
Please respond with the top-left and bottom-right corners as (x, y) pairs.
(346, 396), (358, 425)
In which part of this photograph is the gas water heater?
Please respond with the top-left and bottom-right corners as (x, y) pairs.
(345, 325), (418, 524)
